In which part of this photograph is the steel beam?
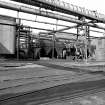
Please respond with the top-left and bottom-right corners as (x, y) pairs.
(0, 1), (81, 24)
(0, 1), (105, 30)
(0, 21), (103, 39)
(1, 14), (104, 34)
(0, 14), (70, 28)
(45, 25), (78, 35)
(11, 0), (105, 23)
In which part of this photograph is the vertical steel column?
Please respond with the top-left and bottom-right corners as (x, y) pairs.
(84, 25), (89, 63)
(85, 25), (87, 63)
(79, 17), (88, 63)
(16, 11), (21, 60)
(77, 26), (79, 40)
(52, 20), (58, 59)
(28, 27), (31, 58)
(87, 26), (90, 46)
(77, 17), (80, 40)
(52, 33), (55, 59)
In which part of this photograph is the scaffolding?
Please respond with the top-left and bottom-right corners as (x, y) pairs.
(16, 25), (31, 59)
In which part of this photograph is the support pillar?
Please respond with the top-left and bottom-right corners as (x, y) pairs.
(77, 26), (79, 40)
(84, 25), (89, 63)
(52, 33), (55, 59)
(84, 25), (88, 63)
(79, 17), (89, 63)
(16, 11), (21, 60)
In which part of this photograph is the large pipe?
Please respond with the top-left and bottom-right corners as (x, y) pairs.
(11, 0), (105, 23)
(0, 1), (82, 24)
(0, 1), (105, 30)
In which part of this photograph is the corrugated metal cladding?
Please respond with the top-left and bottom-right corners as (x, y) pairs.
(0, 15), (16, 54)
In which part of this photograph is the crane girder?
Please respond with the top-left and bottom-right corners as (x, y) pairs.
(0, 1), (105, 30)
(0, 1), (81, 24)
(11, 0), (105, 23)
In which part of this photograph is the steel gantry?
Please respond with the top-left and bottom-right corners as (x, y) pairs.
(0, 0), (105, 61)
(11, 0), (105, 23)
(0, 1), (105, 30)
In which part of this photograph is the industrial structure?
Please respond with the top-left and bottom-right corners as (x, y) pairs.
(0, 0), (105, 61)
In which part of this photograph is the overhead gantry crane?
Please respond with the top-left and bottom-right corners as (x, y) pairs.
(0, 1), (104, 30)
(0, 0), (104, 43)
(10, 0), (105, 61)
(11, 0), (105, 23)
(10, 0), (105, 37)
(0, 0), (104, 60)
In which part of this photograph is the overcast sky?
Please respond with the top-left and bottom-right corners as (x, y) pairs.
(0, 0), (105, 37)
(64, 0), (105, 14)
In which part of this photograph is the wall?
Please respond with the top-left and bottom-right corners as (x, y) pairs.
(91, 38), (105, 61)
(0, 15), (16, 54)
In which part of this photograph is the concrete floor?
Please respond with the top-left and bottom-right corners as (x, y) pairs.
(41, 91), (105, 105)
(0, 59), (105, 105)
(0, 60), (105, 94)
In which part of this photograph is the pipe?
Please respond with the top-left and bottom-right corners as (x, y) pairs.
(1, 14), (104, 34)
(11, 0), (105, 23)
(0, 1), (105, 30)
(0, 1), (81, 24)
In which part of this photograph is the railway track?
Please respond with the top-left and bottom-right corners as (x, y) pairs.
(0, 79), (105, 105)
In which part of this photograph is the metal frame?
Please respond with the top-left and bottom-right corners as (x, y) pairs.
(0, 1), (105, 30)
(11, 0), (105, 23)
(0, 1), (105, 61)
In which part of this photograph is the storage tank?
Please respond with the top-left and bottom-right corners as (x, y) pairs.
(0, 15), (16, 54)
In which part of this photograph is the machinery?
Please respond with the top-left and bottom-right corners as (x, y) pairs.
(0, 15), (66, 60)
(0, 1), (105, 61)
(39, 38), (65, 58)
(15, 25), (41, 60)
(0, 15), (40, 60)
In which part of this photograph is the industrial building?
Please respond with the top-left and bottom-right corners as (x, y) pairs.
(0, 0), (105, 105)
(0, 0), (105, 62)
